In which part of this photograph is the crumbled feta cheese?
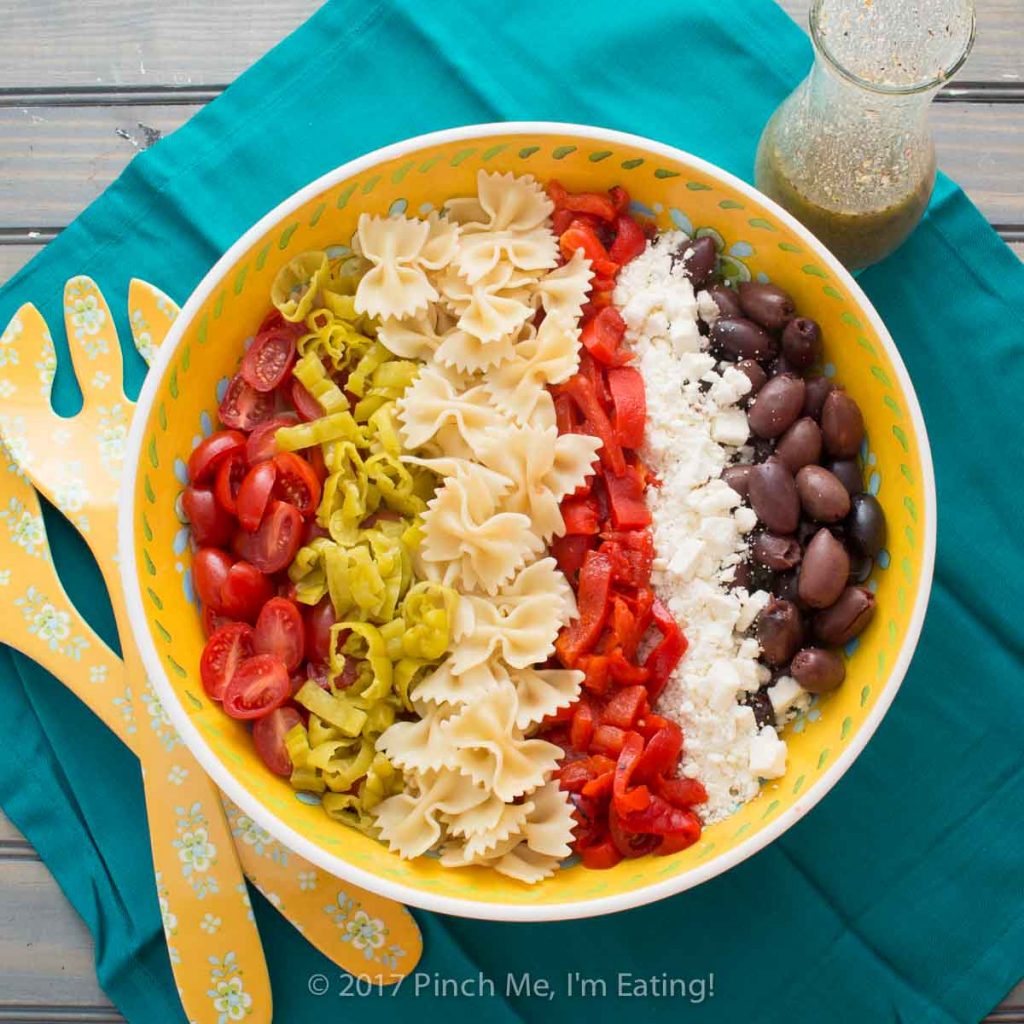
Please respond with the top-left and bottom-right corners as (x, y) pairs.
(696, 288), (722, 325)
(614, 230), (785, 823)
(749, 726), (788, 778)
(768, 675), (812, 725)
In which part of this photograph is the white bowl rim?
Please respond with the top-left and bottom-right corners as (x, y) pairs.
(119, 120), (937, 922)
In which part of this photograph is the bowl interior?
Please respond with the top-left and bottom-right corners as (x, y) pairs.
(125, 126), (932, 918)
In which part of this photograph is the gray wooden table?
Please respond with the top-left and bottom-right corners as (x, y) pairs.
(0, 2), (1020, 1022)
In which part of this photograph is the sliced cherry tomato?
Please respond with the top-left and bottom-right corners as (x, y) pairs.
(192, 547), (233, 611)
(214, 451), (246, 515)
(252, 705), (302, 776)
(306, 597), (337, 665)
(218, 372), (276, 431)
(241, 328), (298, 393)
(580, 837), (624, 870)
(199, 622), (254, 701)
(245, 414), (299, 465)
(222, 654), (290, 720)
(254, 597), (305, 673)
(258, 308), (287, 333)
(202, 604), (235, 638)
(290, 378), (324, 422)
(307, 443), (328, 484)
(181, 486), (234, 547)
(272, 452), (321, 517)
(237, 460), (277, 532)
(187, 429), (245, 485)
(608, 214), (648, 265)
(219, 560), (274, 623)
(234, 500), (303, 574)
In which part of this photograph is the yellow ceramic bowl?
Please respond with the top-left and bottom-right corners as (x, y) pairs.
(120, 124), (935, 920)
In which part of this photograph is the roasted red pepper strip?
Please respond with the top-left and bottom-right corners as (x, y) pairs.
(656, 776), (708, 808)
(602, 684), (649, 730)
(632, 720), (684, 784)
(553, 392), (578, 434)
(580, 837), (624, 869)
(579, 306), (630, 367)
(551, 534), (593, 581)
(604, 465), (652, 529)
(591, 724), (628, 758)
(555, 549), (614, 664)
(560, 220), (613, 266)
(609, 185), (631, 216)
(581, 771), (615, 801)
(607, 366), (646, 447)
(612, 732), (651, 814)
(560, 495), (601, 535)
(653, 812), (702, 854)
(548, 180), (619, 222)
(609, 214), (648, 265)
(643, 599), (689, 701)
(569, 702), (596, 750)
(617, 793), (697, 835)
(561, 374), (626, 476)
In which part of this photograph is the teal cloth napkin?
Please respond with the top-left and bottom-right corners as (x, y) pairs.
(2, 1), (1022, 1021)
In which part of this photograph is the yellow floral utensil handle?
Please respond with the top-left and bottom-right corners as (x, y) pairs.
(0, 285), (273, 1024)
(0, 282), (422, 987)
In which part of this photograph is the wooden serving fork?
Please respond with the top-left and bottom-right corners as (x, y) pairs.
(0, 279), (417, 1020)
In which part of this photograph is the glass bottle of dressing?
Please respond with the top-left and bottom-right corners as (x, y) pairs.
(755, 0), (975, 270)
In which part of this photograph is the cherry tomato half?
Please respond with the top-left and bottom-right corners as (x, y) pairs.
(219, 560), (274, 623)
(252, 706), (302, 776)
(290, 378), (324, 422)
(200, 622), (254, 701)
(272, 452), (321, 517)
(305, 597), (337, 665)
(237, 460), (277, 532)
(223, 654), (290, 720)
(202, 604), (236, 638)
(192, 547), (233, 611)
(254, 597), (305, 673)
(214, 451), (247, 515)
(241, 328), (298, 393)
(187, 429), (245, 484)
(181, 486), (234, 547)
(245, 414), (298, 465)
(219, 373), (276, 431)
(234, 500), (303, 574)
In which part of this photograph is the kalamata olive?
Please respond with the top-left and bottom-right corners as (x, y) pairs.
(742, 689), (776, 729)
(735, 359), (768, 398)
(680, 236), (718, 288)
(766, 355), (798, 378)
(747, 374), (806, 439)
(802, 376), (834, 421)
(752, 532), (802, 571)
(797, 518), (846, 547)
(828, 458), (863, 496)
(757, 598), (805, 666)
(775, 417), (823, 473)
(773, 570), (805, 606)
(706, 282), (743, 318)
(751, 436), (776, 463)
(738, 281), (796, 331)
(796, 465), (851, 523)
(748, 458), (800, 534)
(733, 557), (776, 593)
(710, 317), (777, 362)
(821, 389), (865, 458)
(813, 586), (876, 645)
(790, 648), (846, 693)
(798, 528), (850, 609)
(846, 492), (887, 557)
(722, 464), (753, 499)
(849, 552), (873, 583)
(781, 317), (822, 370)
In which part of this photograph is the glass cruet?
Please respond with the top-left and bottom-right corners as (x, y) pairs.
(755, 0), (976, 270)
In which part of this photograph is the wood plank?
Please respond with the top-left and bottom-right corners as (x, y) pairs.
(0, 101), (1020, 233)
(0, 0), (1018, 89)
(0, 245), (46, 287)
(1, 0), (317, 90)
(0, 808), (29, 847)
(780, 0), (1024, 84)
(0, 859), (115, 1010)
